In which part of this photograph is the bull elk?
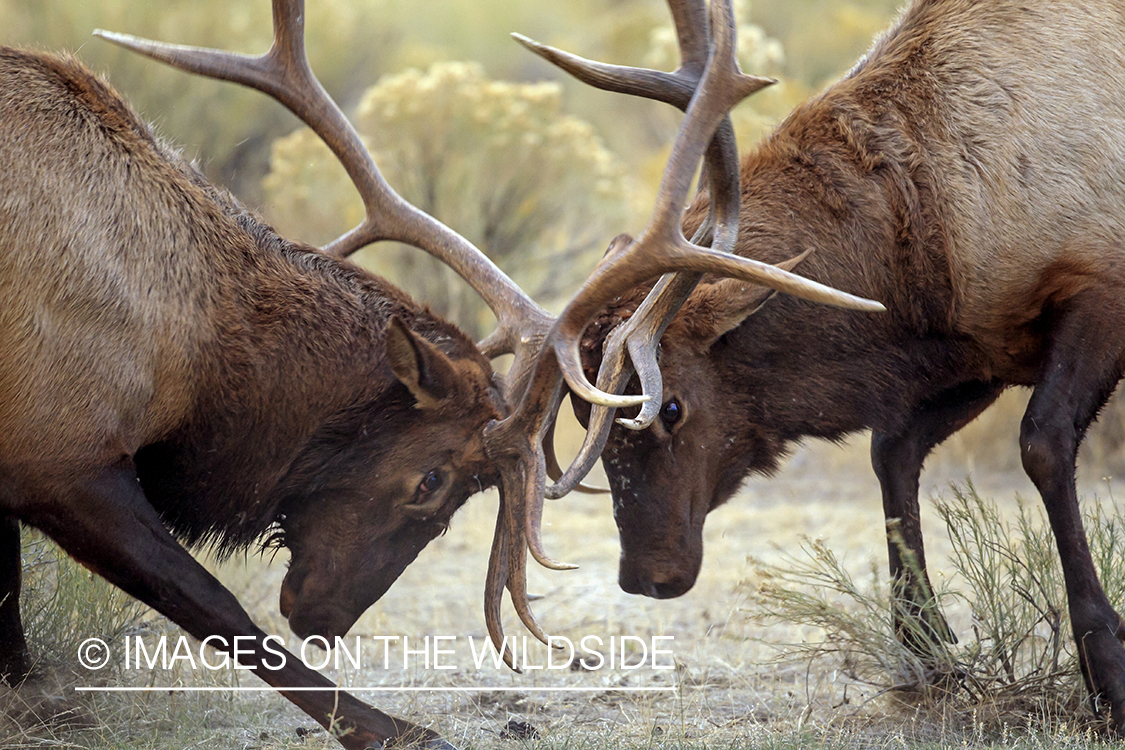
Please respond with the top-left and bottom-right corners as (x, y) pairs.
(0, 0), (880, 746)
(521, 0), (1125, 731)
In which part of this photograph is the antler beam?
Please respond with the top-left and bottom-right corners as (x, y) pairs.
(101, 0), (886, 665)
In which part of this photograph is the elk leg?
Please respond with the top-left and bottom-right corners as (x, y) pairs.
(19, 459), (453, 750)
(870, 379), (1003, 658)
(1020, 293), (1125, 731)
(0, 514), (31, 684)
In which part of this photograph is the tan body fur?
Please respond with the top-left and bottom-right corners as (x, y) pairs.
(852, 0), (1125, 370)
(0, 48), (501, 749)
(0, 52), (213, 470)
(583, 0), (1125, 729)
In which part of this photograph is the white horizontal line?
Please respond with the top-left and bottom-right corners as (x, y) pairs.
(75, 686), (676, 693)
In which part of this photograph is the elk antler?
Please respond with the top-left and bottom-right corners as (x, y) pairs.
(467, 0), (892, 660)
(515, 1), (741, 444)
(521, 3), (744, 492)
(95, 0), (569, 659)
(511, 0), (886, 506)
(98, 0), (886, 667)
(95, 0), (554, 376)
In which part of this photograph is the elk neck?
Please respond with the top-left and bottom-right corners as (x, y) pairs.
(133, 201), (488, 554)
(664, 25), (1008, 458)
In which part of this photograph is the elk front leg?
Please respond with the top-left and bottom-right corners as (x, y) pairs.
(1020, 291), (1125, 732)
(870, 379), (1003, 660)
(0, 514), (31, 684)
(18, 459), (453, 749)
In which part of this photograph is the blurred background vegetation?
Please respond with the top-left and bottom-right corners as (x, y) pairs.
(1, 0), (899, 333)
(9, 2), (1125, 747)
(6, 0), (1124, 461)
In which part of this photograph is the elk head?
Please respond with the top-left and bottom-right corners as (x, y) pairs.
(577, 275), (796, 598)
(273, 317), (503, 640)
(587, 212), (835, 596)
(101, 0), (882, 663)
(518, 0), (886, 604)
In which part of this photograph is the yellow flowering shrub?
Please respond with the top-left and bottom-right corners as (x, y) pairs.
(263, 61), (630, 335)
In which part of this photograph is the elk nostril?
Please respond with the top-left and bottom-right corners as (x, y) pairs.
(650, 580), (689, 599)
(620, 568), (692, 599)
(618, 567), (645, 595)
(287, 609), (346, 643)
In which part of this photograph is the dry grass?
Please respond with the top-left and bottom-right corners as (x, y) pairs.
(6, 394), (1125, 749)
(744, 485), (1107, 735)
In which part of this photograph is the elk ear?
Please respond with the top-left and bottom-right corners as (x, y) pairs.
(692, 281), (775, 348)
(693, 249), (814, 349)
(385, 316), (457, 409)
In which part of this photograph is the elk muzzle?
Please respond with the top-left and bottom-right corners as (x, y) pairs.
(279, 564), (368, 642)
(617, 550), (701, 599)
(614, 504), (705, 600)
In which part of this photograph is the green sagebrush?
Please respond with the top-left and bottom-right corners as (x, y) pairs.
(745, 482), (1125, 732)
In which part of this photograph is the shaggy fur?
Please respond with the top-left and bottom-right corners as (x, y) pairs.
(0, 48), (502, 747)
(581, 0), (1125, 730)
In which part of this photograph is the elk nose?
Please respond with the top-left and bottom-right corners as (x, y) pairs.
(287, 604), (352, 643)
(646, 575), (693, 599)
(619, 562), (694, 599)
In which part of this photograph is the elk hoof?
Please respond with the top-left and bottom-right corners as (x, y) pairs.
(500, 719), (540, 740)
(0, 648), (33, 687)
(1076, 626), (1125, 734)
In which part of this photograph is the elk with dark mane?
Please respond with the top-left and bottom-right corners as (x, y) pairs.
(0, 35), (508, 750)
(0, 0), (883, 746)
(518, 0), (1125, 732)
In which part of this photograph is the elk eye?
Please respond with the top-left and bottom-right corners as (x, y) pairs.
(660, 399), (682, 427)
(418, 470), (443, 495)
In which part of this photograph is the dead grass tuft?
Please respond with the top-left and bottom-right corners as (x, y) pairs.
(743, 482), (1125, 736)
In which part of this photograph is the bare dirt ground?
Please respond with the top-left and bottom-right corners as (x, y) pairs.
(5, 389), (1121, 748)
(280, 388), (1116, 747)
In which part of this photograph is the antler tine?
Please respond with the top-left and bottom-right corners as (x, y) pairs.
(546, 272), (688, 497)
(484, 372), (580, 572)
(543, 405), (608, 494)
(96, 0), (568, 380)
(484, 459), (572, 666)
(667, 0), (713, 71)
(542, 0), (884, 411)
(484, 503), (520, 673)
(502, 470), (554, 644)
(514, 0), (774, 111)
